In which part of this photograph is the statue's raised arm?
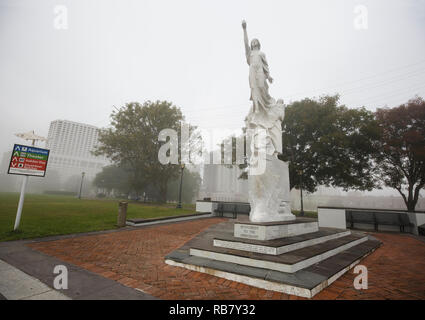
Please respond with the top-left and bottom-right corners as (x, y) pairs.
(242, 20), (250, 65)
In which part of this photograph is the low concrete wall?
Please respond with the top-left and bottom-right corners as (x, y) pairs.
(318, 208), (347, 229)
(318, 206), (424, 235)
(410, 212), (425, 235)
(415, 213), (425, 228)
(195, 201), (218, 214)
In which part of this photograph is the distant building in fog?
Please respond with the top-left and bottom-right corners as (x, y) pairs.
(46, 120), (109, 181)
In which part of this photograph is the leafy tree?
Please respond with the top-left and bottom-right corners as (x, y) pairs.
(167, 168), (202, 203)
(94, 101), (185, 202)
(93, 165), (132, 196)
(374, 96), (425, 212)
(280, 95), (380, 193)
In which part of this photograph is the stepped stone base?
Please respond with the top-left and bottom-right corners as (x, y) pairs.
(190, 232), (368, 273)
(166, 237), (380, 298)
(164, 219), (381, 298)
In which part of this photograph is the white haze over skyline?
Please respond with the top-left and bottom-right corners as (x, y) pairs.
(1, 0), (425, 196)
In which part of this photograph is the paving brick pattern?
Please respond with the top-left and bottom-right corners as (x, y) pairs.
(28, 218), (425, 300)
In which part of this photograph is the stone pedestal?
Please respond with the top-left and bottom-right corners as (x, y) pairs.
(234, 218), (319, 241)
(248, 155), (295, 223)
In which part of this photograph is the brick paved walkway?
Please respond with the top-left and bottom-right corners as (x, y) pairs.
(28, 218), (425, 300)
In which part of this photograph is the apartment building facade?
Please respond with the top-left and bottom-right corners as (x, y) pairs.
(46, 120), (109, 181)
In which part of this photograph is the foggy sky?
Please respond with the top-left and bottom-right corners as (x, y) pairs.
(1, 0), (425, 197)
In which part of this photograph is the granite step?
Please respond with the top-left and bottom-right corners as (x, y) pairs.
(189, 233), (368, 273)
(213, 228), (351, 255)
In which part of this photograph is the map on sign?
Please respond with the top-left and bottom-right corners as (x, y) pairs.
(7, 144), (50, 177)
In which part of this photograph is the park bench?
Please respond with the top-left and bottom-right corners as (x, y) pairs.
(236, 203), (251, 216)
(418, 223), (425, 236)
(347, 211), (376, 229)
(215, 203), (237, 219)
(346, 210), (413, 232)
(346, 210), (353, 228)
(398, 213), (414, 232)
(215, 202), (251, 219)
(374, 212), (403, 232)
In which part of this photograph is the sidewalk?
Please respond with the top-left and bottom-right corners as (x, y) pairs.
(0, 259), (70, 300)
(0, 229), (157, 300)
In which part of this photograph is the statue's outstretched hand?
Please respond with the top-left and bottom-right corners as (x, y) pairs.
(242, 20), (247, 29)
(268, 76), (274, 84)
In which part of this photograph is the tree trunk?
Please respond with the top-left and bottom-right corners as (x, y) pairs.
(406, 183), (418, 212)
(398, 183), (418, 212)
(158, 182), (167, 203)
(406, 200), (416, 212)
(405, 192), (415, 212)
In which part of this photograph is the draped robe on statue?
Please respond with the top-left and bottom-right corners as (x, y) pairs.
(248, 50), (275, 115)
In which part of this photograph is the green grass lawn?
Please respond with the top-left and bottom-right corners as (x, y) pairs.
(292, 210), (318, 219)
(0, 193), (195, 242)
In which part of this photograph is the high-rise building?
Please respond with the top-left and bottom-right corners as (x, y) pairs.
(45, 120), (109, 181)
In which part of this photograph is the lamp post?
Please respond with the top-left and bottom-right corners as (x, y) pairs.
(298, 169), (304, 217)
(176, 163), (185, 209)
(101, 179), (105, 195)
(78, 172), (85, 199)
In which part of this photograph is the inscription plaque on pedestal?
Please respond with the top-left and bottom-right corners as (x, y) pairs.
(234, 220), (319, 241)
(235, 224), (262, 240)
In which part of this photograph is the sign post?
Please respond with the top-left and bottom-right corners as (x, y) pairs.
(7, 142), (50, 230)
(14, 175), (29, 231)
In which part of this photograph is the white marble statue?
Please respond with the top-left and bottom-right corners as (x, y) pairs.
(246, 99), (285, 157)
(242, 20), (274, 115)
(242, 20), (295, 223)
